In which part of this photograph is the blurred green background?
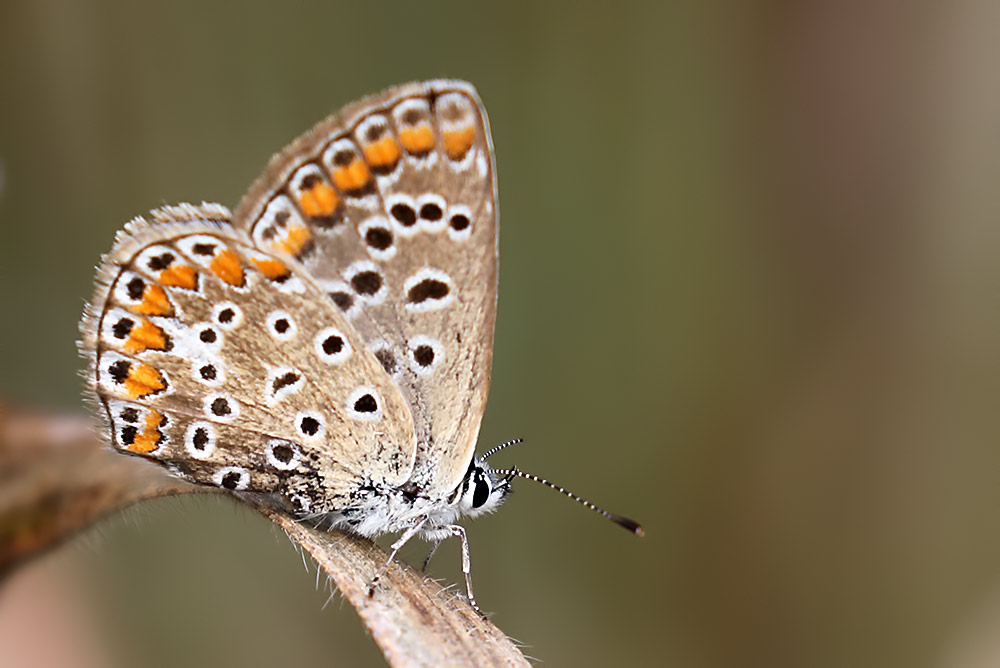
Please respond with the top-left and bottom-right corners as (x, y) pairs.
(3, 1), (1000, 667)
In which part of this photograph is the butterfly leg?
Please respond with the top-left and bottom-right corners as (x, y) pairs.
(420, 540), (442, 573)
(368, 518), (427, 597)
(442, 524), (482, 615)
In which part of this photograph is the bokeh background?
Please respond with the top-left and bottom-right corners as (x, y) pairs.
(2, 1), (1000, 667)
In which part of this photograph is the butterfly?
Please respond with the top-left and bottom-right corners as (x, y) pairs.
(80, 80), (641, 612)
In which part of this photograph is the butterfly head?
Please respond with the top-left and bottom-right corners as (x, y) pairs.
(456, 457), (512, 519)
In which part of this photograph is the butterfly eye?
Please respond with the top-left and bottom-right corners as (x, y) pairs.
(472, 470), (491, 509)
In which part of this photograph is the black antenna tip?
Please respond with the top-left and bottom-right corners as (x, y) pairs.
(611, 515), (645, 537)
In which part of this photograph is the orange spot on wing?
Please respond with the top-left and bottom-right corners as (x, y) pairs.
(443, 126), (476, 159)
(398, 125), (435, 154)
(124, 318), (168, 354)
(363, 136), (401, 169)
(132, 284), (173, 316)
(332, 158), (371, 192)
(210, 249), (244, 286)
(159, 264), (197, 289)
(299, 182), (339, 218)
(253, 257), (291, 280)
(125, 362), (165, 399)
(275, 225), (312, 256)
(129, 409), (165, 453)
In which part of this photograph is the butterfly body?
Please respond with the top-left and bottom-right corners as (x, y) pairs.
(316, 455), (510, 539)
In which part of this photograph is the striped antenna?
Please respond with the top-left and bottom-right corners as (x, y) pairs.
(481, 437), (524, 460)
(493, 467), (645, 537)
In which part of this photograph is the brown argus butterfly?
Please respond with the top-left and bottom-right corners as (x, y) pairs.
(79, 80), (641, 613)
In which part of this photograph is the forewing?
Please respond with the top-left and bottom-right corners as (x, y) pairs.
(233, 80), (498, 496)
(80, 204), (416, 514)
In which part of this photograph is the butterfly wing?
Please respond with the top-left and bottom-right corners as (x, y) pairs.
(80, 204), (417, 514)
(233, 80), (498, 498)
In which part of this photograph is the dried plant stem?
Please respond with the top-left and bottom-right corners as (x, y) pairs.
(0, 403), (529, 667)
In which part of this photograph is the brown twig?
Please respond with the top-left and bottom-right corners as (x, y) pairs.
(0, 403), (530, 667)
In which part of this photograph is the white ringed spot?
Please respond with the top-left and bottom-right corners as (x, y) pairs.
(265, 310), (297, 341)
(344, 260), (386, 305)
(408, 335), (443, 377)
(358, 216), (396, 260)
(266, 440), (301, 471)
(204, 393), (239, 421)
(386, 193), (419, 237)
(185, 422), (217, 459)
(314, 327), (352, 364)
(416, 193), (447, 233)
(446, 204), (473, 242)
(214, 466), (250, 491)
(190, 321), (223, 354)
(265, 366), (304, 405)
(212, 302), (244, 330)
(403, 267), (454, 313)
(346, 386), (383, 422)
(191, 359), (225, 387)
(294, 410), (326, 441)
